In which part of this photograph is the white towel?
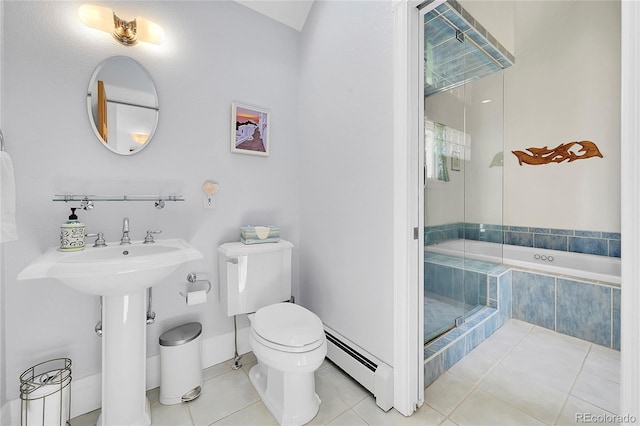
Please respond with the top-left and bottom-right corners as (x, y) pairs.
(1, 151), (17, 242)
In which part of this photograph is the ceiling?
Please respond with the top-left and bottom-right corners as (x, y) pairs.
(234, 0), (315, 31)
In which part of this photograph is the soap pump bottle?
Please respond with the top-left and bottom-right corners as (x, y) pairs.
(60, 208), (86, 251)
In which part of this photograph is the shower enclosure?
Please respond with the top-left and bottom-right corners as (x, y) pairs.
(422, 0), (513, 343)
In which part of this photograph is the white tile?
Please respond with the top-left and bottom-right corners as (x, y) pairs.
(501, 346), (581, 393)
(211, 401), (278, 426)
(449, 389), (545, 426)
(439, 420), (460, 426)
(325, 409), (368, 426)
(571, 370), (620, 414)
(478, 363), (567, 424)
(150, 400), (193, 426)
(556, 396), (619, 425)
(315, 364), (369, 407)
(353, 395), (445, 425)
(424, 372), (474, 415)
(188, 369), (260, 425)
(582, 350), (620, 384)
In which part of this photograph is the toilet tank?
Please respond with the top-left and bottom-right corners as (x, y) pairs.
(218, 240), (293, 316)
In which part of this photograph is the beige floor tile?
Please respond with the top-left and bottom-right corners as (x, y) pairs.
(306, 379), (350, 426)
(582, 350), (620, 384)
(188, 369), (259, 425)
(440, 420), (460, 426)
(424, 372), (474, 415)
(353, 395), (446, 425)
(449, 389), (545, 426)
(487, 319), (533, 345)
(448, 340), (510, 384)
(516, 328), (589, 367)
(203, 358), (237, 382)
(326, 409), (368, 426)
(501, 346), (581, 393)
(147, 387), (160, 404)
(590, 344), (621, 361)
(479, 363), (568, 424)
(69, 408), (100, 426)
(571, 371), (619, 415)
(315, 364), (369, 407)
(555, 396), (619, 426)
(211, 401), (278, 426)
(150, 400), (193, 426)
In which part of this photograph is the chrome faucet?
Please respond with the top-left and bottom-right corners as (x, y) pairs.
(120, 217), (131, 245)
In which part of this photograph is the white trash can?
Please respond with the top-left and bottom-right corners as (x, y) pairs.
(159, 322), (203, 405)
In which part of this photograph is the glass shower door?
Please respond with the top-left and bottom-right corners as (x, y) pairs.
(422, 1), (508, 344)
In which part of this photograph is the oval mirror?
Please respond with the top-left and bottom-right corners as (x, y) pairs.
(86, 56), (159, 155)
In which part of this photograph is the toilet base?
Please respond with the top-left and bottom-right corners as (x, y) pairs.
(249, 363), (321, 426)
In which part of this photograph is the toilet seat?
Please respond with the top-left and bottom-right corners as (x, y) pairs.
(251, 303), (325, 353)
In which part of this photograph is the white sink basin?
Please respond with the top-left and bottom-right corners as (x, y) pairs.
(18, 238), (203, 296)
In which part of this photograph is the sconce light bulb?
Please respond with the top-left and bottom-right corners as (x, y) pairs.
(202, 182), (219, 196)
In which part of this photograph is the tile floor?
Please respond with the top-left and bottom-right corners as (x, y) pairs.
(71, 319), (620, 426)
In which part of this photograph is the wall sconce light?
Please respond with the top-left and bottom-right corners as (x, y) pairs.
(79, 4), (165, 46)
(130, 133), (149, 145)
(202, 181), (219, 210)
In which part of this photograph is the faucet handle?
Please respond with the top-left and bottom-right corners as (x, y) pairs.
(86, 232), (107, 247)
(144, 230), (162, 244)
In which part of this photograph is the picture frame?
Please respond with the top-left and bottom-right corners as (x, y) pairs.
(231, 102), (270, 156)
(451, 148), (461, 171)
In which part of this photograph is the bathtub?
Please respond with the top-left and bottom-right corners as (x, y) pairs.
(426, 239), (621, 285)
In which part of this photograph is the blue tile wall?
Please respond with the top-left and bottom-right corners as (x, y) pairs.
(557, 279), (611, 346)
(511, 270), (556, 329)
(425, 223), (621, 258)
(511, 270), (620, 350)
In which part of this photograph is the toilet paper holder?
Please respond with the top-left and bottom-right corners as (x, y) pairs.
(179, 273), (212, 298)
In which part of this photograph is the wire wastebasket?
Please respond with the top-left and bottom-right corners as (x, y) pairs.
(20, 358), (72, 426)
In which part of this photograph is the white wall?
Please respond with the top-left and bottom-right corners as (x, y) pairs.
(2, 0), (300, 401)
(425, 1), (621, 233)
(504, 0), (620, 232)
(298, 1), (395, 364)
(0, 0), (5, 414)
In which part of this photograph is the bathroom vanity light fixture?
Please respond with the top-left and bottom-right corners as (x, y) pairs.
(79, 4), (165, 46)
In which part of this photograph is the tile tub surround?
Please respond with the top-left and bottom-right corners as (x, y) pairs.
(512, 269), (621, 350)
(424, 266), (512, 388)
(425, 223), (621, 258)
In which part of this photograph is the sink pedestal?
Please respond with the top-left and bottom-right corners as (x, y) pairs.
(98, 290), (151, 426)
(16, 239), (204, 426)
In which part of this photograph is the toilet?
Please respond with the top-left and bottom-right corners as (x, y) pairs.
(218, 240), (327, 426)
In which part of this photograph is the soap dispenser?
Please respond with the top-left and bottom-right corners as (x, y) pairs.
(60, 208), (86, 251)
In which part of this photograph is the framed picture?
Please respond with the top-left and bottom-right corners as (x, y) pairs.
(231, 102), (270, 156)
(451, 148), (461, 171)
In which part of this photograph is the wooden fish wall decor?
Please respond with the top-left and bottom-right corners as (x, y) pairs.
(512, 141), (603, 166)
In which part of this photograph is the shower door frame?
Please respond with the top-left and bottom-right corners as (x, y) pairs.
(391, 0), (425, 416)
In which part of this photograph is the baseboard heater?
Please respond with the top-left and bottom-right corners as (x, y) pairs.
(323, 325), (394, 411)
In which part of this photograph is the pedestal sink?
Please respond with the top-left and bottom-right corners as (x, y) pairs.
(18, 239), (203, 426)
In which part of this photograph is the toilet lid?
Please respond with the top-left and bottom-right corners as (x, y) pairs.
(252, 303), (324, 348)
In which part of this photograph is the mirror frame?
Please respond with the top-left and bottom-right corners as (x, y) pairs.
(86, 56), (159, 155)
